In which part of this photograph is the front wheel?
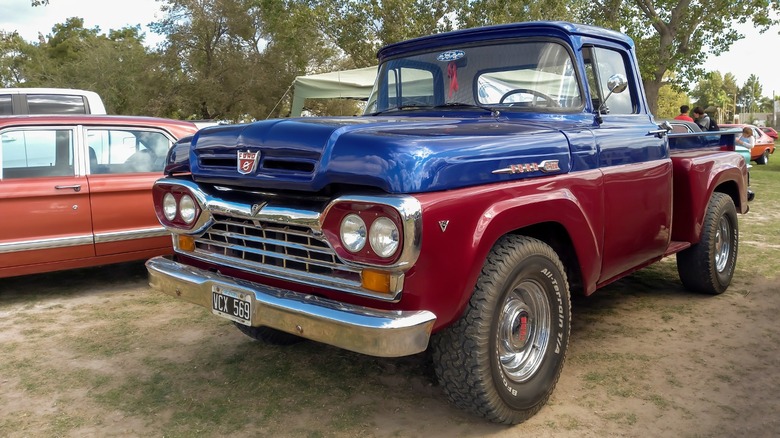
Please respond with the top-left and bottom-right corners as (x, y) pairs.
(431, 235), (571, 424)
(676, 192), (738, 294)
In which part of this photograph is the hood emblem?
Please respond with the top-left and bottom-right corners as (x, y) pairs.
(237, 150), (261, 174)
(439, 220), (449, 232)
(251, 202), (267, 216)
(492, 160), (560, 175)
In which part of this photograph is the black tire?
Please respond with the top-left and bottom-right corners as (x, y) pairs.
(756, 149), (769, 165)
(676, 192), (738, 295)
(431, 235), (571, 424)
(233, 323), (303, 345)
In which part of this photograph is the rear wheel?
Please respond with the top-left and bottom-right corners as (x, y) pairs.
(233, 323), (303, 345)
(431, 235), (571, 424)
(756, 149), (770, 165)
(676, 192), (738, 294)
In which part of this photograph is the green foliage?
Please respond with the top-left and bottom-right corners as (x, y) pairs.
(0, 31), (33, 87)
(655, 84), (689, 119)
(149, 0), (337, 120)
(739, 74), (766, 113)
(316, 0), (457, 67)
(454, 0), (584, 28)
(14, 0), (780, 120)
(3, 18), (166, 116)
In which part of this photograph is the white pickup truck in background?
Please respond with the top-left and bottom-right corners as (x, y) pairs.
(0, 88), (107, 115)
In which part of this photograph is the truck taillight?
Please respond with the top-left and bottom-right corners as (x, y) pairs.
(153, 184), (202, 230)
(323, 201), (404, 265)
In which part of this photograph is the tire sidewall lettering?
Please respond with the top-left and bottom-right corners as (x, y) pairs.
(491, 257), (570, 408)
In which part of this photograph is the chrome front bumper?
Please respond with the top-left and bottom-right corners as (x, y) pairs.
(146, 256), (436, 357)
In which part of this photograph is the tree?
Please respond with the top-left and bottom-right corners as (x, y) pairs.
(655, 83), (689, 119)
(0, 31), (33, 86)
(738, 74), (763, 114)
(3, 17), (169, 116)
(151, 0), (335, 120)
(583, 0), (780, 114)
(316, 0), (457, 67)
(454, 0), (584, 28)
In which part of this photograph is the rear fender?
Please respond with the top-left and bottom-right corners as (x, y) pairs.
(671, 152), (748, 243)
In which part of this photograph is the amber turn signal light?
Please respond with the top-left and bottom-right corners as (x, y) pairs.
(361, 269), (391, 294)
(178, 235), (196, 251)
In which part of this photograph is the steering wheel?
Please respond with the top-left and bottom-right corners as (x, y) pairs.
(498, 88), (558, 107)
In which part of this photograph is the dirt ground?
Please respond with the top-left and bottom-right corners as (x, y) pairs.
(3, 179), (780, 438)
(1, 251), (778, 437)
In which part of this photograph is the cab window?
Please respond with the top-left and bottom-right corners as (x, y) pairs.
(0, 95), (11, 115)
(583, 46), (636, 114)
(27, 94), (87, 114)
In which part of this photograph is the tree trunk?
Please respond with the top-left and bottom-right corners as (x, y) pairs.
(643, 78), (661, 116)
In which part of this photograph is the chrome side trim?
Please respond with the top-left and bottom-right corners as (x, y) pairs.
(146, 256), (436, 357)
(94, 227), (168, 244)
(0, 234), (93, 254)
(0, 227), (167, 253)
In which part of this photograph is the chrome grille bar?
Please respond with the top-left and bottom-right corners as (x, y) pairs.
(191, 213), (362, 290)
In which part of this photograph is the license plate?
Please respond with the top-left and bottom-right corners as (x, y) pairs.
(211, 285), (252, 325)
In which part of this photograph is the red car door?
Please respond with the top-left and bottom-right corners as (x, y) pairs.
(0, 126), (94, 275)
(84, 126), (175, 257)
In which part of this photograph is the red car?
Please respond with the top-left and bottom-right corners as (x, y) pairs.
(719, 123), (776, 164)
(760, 126), (778, 140)
(0, 115), (198, 278)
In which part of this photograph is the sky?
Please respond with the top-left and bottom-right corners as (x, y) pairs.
(1, 0), (779, 99)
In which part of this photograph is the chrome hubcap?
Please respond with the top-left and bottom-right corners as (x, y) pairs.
(498, 280), (551, 383)
(714, 215), (731, 273)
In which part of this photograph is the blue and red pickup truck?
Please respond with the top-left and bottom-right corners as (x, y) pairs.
(146, 21), (750, 424)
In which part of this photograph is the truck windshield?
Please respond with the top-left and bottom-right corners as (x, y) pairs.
(366, 41), (583, 115)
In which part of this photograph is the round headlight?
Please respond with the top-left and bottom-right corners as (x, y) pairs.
(162, 193), (177, 221)
(369, 217), (400, 258)
(340, 214), (366, 252)
(179, 194), (197, 224)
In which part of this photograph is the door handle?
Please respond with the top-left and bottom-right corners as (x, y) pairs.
(648, 128), (668, 138)
(55, 184), (82, 192)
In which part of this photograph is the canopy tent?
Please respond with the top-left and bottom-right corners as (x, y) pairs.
(290, 66), (377, 117)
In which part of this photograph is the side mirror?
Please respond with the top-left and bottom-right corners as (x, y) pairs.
(606, 74), (628, 94)
(596, 74), (628, 122)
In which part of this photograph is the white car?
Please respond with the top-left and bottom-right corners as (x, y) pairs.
(0, 88), (107, 116)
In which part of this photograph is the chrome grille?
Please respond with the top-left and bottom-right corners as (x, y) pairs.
(192, 213), (361, 288)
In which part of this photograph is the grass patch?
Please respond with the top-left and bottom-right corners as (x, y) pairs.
(84, 341), (384, 436)
(47, 413), (87, 436)
(603, 411), (638, 426)
(737, 162), (780, 279)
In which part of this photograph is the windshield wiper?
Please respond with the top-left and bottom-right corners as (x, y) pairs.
(369, 105), (433, 116)
(431, 102), (499, 116)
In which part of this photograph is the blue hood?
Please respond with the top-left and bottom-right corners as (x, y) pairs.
(175, 116), (578, 194)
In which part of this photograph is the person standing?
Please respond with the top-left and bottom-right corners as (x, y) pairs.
(674, 105), (694, 122)
(693, 106), (712, 131)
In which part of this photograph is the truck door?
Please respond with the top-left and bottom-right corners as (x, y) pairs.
(0, 126), (94, 272)
(583, 46), (673, 283)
